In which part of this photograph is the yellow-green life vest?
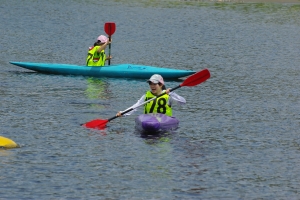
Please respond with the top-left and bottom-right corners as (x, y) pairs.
(144, 91), (172, 116)
(86, 46), (106, 66)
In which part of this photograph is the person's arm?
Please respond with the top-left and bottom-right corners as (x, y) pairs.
(165, 89), (186, 106)
(116, 94), (146, 117)
(96, 39), (111, 53)
(105, 55), (112, 61)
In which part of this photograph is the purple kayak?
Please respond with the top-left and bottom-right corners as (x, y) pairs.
(135, 113), (179, 134)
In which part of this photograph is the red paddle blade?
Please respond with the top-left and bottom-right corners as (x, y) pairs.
(181, 68), (210, 87)
(104, 22), (116, 36)
(82, 119), (109, 129)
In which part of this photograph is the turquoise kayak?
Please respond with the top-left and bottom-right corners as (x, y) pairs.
(9, 62), (196, 79)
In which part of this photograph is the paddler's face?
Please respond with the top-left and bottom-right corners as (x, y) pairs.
(149, 82), (163, 95)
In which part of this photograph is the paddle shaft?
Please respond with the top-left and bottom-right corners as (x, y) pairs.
(108, 36), (111, 65)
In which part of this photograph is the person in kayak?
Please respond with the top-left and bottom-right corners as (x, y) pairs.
(86, 35), (112, 66)
(116, 74), (186, 117)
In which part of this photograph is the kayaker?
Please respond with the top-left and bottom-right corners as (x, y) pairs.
(116, 74), (186, 117)
(86, 35), (112, 66)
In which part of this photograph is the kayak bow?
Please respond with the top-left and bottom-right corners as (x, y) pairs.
(0, 136), (19, 149)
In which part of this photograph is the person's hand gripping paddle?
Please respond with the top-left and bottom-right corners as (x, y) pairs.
(104, 22), (116, 65)
(82, 68), (211, 130)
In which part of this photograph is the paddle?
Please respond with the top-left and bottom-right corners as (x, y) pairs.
(82, 68), (210, 130)
(104, 22), (116, 65)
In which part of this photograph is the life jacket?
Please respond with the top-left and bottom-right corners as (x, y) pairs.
(86, 46), (106, 66)
(144, 91), (172, 116)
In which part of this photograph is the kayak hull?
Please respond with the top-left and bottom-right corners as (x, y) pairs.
(135, 113), (179, 134)
(9, 62), (196, 79)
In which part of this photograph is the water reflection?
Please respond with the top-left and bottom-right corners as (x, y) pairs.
(85, 77), (110, 109)
(138, 130), (176, 144)
(0, 149), (16, 156)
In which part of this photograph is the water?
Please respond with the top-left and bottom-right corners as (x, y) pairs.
(1, 0), (300, 199)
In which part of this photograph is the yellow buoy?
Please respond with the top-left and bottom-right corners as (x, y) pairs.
(0, 136), (19, 149)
